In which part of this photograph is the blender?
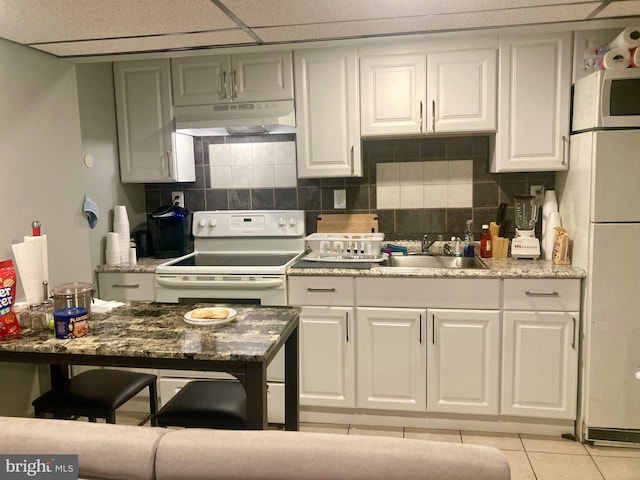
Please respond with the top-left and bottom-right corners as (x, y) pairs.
(511, 195), (541, 259)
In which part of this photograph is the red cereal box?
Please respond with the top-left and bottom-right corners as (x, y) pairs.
(0, 259), (21, 338)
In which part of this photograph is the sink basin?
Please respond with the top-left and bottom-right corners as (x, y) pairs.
(380, 254), (486, 269)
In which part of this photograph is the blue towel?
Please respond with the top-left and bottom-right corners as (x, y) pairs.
(83, 194), (99, 228)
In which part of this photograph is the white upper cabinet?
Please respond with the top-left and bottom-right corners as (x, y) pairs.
(426, 49), (497, 133)
(114, 59), (195, 183)
(294, 47), (362, 178)
(360, 54), (426, 136)
(360, 48), (496, 136)
(171, 51), (294, 105)
(492, 32), (572, 172)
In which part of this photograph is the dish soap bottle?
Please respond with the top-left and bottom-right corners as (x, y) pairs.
(464, 219), (474, 257)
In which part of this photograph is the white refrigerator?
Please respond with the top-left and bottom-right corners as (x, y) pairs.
(557, 129), (640, 445)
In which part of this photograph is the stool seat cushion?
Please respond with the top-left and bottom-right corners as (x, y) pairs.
(154, 380), (247, 429)
(32, 369), (157, 418)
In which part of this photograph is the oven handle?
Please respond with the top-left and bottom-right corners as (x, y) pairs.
(156, 276), (284, 289)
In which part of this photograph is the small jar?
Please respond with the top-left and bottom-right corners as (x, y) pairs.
(28, 304), (46, 331)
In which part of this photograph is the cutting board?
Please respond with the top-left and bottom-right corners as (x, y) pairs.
(316, 214), (379, 233)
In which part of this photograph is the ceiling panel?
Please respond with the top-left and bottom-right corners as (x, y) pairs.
(224, 0), (601, 26)
(0, 0), (235, 43)
(595, 0), (640, 17)
(255, 4), (602, 43)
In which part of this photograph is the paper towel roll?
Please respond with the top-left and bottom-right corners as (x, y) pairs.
(610, 27), (640, 49)
(600, 47), (631, 70)
(23, 235), (49, 284)
(11, 240), (46, 305)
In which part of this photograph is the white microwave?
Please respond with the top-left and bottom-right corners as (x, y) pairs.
(572, 69), (640, 132)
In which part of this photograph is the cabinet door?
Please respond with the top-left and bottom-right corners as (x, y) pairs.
(427, 309), (500, 415)
(360, 54), (426, 136)
(231, 52), (293, 102)
(356, 307), (426, 412)
(502, 311), (578, 419)
(171, 55), (230, 106)
(299, 306), (355, 408)
(492, 32), (572, 172)
(295, 47), (362, 178)
(426, 49), (496, 133)
(114, 59), (177, 183)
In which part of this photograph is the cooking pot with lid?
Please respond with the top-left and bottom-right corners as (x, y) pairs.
(52, 282), (95, 314)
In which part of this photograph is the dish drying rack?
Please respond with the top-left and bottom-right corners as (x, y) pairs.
(304, 233), (386, 262)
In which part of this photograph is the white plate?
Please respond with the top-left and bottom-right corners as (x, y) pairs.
(183, 308), (237, 326)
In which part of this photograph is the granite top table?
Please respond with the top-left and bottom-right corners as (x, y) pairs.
(0, 302), (301, 430)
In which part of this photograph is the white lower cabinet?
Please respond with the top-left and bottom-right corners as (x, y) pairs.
(299, 306), (355, 408)
(501, 311), (578, 419)
(427, 309), (501, 415)
(356, 307), (427, 412)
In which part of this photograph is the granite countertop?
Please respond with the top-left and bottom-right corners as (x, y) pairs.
(0, 302), (300, 363)
(287, 256), (585, 279)
(95, 257), (173, 274)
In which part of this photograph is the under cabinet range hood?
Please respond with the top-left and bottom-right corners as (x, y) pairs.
(174, 100), (296, 136)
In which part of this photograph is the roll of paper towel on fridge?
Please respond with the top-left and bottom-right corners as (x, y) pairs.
(610, 27), (640, 49)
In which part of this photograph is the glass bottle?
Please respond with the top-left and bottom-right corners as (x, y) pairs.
(480, 224), (492, 258)
(41, 281), (54, 331)
(464, 219), (474, 257)
(28, 304), (45, 331)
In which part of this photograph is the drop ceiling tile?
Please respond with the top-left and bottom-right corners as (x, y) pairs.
(33, 30), (255, 57)
(594, 0), (640, 18)
(255, 4), (601, 43)
(0, 0), (237, 44)
(224, 0), (596, 27)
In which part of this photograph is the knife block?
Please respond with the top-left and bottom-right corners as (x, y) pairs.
(489, 222), (509, 258)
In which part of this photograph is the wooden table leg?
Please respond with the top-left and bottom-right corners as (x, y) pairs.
(245, 362), (268, 430)
(284, 325), (299, 431)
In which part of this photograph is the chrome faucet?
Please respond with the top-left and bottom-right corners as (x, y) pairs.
(422, 234), (436, 253)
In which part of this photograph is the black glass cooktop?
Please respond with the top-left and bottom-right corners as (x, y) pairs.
(170, 253), (300, 268)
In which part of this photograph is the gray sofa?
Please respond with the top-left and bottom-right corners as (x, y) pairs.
(1, 416), (510, 480)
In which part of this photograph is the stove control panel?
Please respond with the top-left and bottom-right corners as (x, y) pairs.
(193, 210), (305, 237)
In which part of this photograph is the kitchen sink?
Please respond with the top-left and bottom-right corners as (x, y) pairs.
(380, 254), (487, 269)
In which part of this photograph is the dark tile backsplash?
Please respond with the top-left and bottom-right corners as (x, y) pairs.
(145, 134), (554, 240)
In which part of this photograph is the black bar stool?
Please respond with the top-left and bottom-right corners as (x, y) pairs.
(154, 380), (248, 429)
(32, 369), (158, 425)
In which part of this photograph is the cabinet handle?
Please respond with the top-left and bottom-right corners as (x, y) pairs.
(350, 145), (354, 175)
(221, 71), (228, 99)
(419, 314), (423, 344)
(419, 101), (423, 133)
(112, 284), (140, 289)
(346, 311), (350, 342)
(571, 317), (577, 349)
(232, 70), (238, 99)
(562, 135), (568, 166)
(306, 288), (336, 293)
(431, 314), (435, 345)
(166, 151), (173, 178)
(432, 100), (436, 132)
(524, 291), (559, 297)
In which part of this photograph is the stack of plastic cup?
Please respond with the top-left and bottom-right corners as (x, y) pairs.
(544, 212), (562, 260)
(105, 232), (121, 265)
(542, 191), (559, 260)
(113, 206), (130, 265)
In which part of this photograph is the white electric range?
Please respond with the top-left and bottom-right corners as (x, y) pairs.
(154, 210), (306, 421)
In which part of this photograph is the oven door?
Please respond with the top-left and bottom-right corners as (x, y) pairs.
(155, 273), (287, 305)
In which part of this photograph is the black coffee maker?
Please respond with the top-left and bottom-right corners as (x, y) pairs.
(148, 206), (194, 259)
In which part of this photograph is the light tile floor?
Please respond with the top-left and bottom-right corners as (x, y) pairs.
(121, 412), (640, 480)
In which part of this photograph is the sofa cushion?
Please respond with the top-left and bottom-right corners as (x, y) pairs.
(155, 428), (510, 480)
(0, 416), (167, 480)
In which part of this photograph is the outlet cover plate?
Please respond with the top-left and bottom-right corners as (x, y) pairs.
(171, 191), (185, 208)
(334, 189), (346, 209)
